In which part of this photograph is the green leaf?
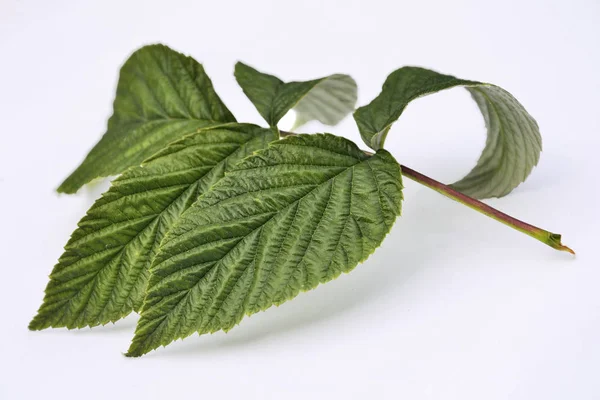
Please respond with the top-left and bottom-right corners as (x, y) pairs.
(57, 44), (236, 194)
(29, 124), (277, 330)
(234, 62), (357, 129)
(126, 133), (402, 356)
(353, 67), (542, 199)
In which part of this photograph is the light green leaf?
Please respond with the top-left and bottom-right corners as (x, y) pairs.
(29, 124), (277, 330)
(58, 44), (236, 194)
(353, 67), (542, 199)
(234, 62), (357, 129)
(126, 133), (402, 356)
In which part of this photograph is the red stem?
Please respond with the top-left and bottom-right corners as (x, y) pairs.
(280, 130), (574, 254)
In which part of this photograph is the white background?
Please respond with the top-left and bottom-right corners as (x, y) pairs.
(1, 0), (599, 399)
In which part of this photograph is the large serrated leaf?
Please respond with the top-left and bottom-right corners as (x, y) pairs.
(58, 44), (236, 194)
(234, 62), (357, 129)
(30, 124), (277, 330)
(353, 67), (542, 199)
(126, 133), (402, 356)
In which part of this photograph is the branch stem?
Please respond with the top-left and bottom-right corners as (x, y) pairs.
(279, 130), (573, 254)
(399, 165), (574, 254)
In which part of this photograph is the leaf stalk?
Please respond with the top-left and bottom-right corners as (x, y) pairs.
(399, 165), (574, 254)
(280, 130), (574, 254)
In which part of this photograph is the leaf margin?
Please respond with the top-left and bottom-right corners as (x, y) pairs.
(30, 123), (278, 331)
(126, 133), (403, 356)
(58, 43), (237, 194)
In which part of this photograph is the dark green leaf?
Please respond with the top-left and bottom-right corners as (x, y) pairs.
(30, 124), (276, 330)
(354, 67), (542, 198)
(58, 44), (236, 194)
(126, 133), (402, 356)
(234, 62), (357, 129)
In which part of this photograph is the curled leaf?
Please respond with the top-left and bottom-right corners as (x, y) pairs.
(354, 67), (542, 199)
(235, 62), (357, 129)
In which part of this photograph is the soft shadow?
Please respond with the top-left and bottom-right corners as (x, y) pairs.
(155, 192), (450, 358)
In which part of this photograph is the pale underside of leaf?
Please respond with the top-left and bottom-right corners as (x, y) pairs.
(451, 86), (541, 198)
(127, 134), (402, 356)
(234, 62), (357, 129)
(353, 66), (542, 199)
(291, 74), (358, 130)
(58, 44), (236, 194)
(29, 124), (277, 330)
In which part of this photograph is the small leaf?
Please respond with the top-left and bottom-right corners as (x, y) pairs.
(29, 124), (277, 330)
(126, 133), (402, 356)
(353, 67), (542, 199)
(58, 44), (236, 194)
(234, 62), (357, 129)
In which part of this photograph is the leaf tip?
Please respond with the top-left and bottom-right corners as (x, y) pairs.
(234, 61), (252, 76)
(125, 338), (151, 358)
(56, 171), (92, 194)
(55, 183), (77, 195)
(124, 344), (143, 358)
(28, 315), (45, 331)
